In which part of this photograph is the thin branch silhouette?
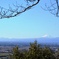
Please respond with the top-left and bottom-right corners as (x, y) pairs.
(0, 0), (40, 19)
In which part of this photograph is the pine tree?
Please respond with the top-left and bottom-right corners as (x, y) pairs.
(27, 41), (43, 59)
(42, 47), (55, 59)
(13, 46), (20, 59)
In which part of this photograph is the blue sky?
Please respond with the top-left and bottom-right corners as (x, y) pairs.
(0, 0), (59, 38)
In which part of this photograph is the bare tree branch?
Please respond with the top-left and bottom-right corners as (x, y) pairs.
(41, 0), (59, 17)
(0, 0), (40, 19)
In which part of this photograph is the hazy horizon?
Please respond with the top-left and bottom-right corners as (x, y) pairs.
(0, 37), (59, 44)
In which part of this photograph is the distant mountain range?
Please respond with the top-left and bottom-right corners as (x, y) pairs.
(0, 37), (59, 44)
(0, 37), (59, 47)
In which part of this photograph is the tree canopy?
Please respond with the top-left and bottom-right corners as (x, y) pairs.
(12, 41), (57, 59)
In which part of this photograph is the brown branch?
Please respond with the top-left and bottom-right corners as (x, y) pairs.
(41, 0), (59, 17)
(0, 0), (40, 19)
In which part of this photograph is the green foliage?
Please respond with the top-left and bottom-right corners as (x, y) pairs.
(13, 46), (20, 59)
(42, 47), (55, 59)
(12, 41), (58, 59)
(13, 46), (25, 59)
(54, 49), (59, 59)
(27, 41), (43, 59)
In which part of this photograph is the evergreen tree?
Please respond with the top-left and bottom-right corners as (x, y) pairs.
(13, 46), (25, 59)
(13, 46), (20, 59)
(27, 41), (43, 59)
(42, 47), (55, 59)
